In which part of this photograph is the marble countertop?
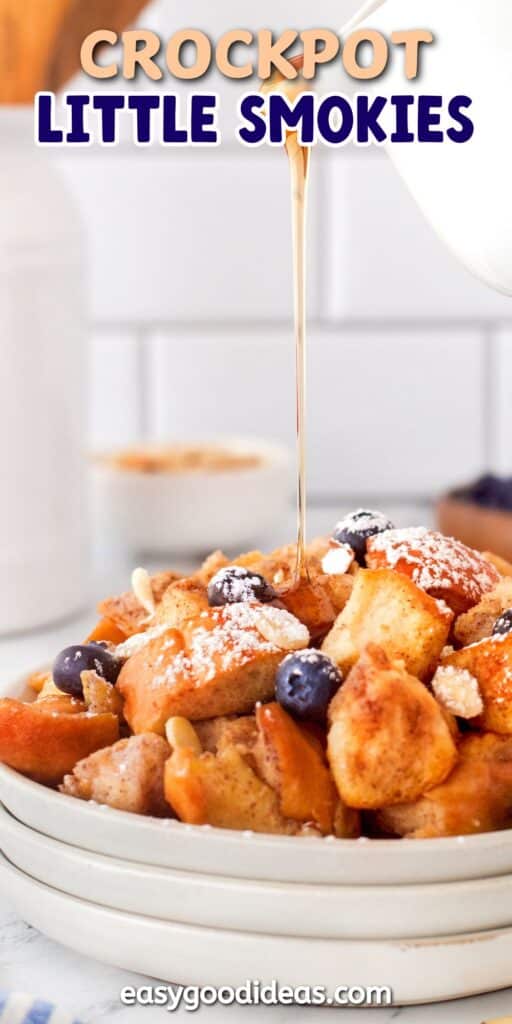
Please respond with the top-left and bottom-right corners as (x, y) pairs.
(2, 897), (512, 1024)
(2, 504), (512, 1022)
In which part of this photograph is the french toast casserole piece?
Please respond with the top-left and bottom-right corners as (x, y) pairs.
(5, 517), (512, 839)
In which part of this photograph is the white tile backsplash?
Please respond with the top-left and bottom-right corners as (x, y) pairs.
(147, 326), (485, 497)
(58, 0), (512, 500)
(324, 150), (512, 321)
(148, 328), (296, 447)
(57, 149), (321, 324)
(88, 330), (141, 448)
(307, 328), (485, 495)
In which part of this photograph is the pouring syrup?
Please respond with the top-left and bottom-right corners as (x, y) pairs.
(261, 57), (311, 583)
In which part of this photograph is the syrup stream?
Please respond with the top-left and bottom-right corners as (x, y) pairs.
(260, 60), (311, 583)
(286, 133), (310, 582)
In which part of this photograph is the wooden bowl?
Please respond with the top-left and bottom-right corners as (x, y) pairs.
(437, 495), (512, 562)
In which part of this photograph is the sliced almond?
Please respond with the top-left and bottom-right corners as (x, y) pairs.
(253, 605), (309, 651)
(165, 716), (202, 754)
(131, 567), (155, 616)
(37, 677), (63, 700)
(432, 665), (483, 719)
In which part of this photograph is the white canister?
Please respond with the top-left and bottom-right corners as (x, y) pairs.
(0, 107), (88, 633)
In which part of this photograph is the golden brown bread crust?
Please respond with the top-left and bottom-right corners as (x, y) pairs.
(453, 578), (512, 647)
(98, 570), (182, 636)
(149, 539), (352, 641)
(244, 539), (353, 635)
(442, 633), (512, 734)
(61, 734), (170, 815)
(327, 645), (457, 809)
(81, 670), (124, 716)
(253, 703), (358, 837)
(0, 698), (119, 785)
(482, 551), (512, 577)
(278, 577), (339, 640)
(164, 744), (293, 833)
(376, 733), (512, 838)
(321, 568), (452, 681)
(118, 604), (307, 733)
(154, 577), (210, 630)
(366, 528), (499, 614)
(164, 704), (359, 837)
(194, 715), (257, 754)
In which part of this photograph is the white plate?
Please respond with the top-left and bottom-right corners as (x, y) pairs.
(2, 759), (512, 886)
(4, 676), (512, 887)
(2, 852), (512, 1006)
(3, 803), (512, 940)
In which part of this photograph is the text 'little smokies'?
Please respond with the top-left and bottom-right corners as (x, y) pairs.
(36, 91), (474, 147)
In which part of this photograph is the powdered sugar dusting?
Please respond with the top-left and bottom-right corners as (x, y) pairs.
(151, 602), (301, 690)
(335, 509), (391, 535)
(367, 527), (498, 602)
(432, 665), (483, 719)
(116, 623), (169, 659)
(321, 543), (354, 576)
(209, 566), (267, 602)
(252, 604), (309, 649)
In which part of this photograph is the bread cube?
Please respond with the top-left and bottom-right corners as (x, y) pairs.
(327, 645), (457, 809)
(442, 633), (512, 733)
(194, 715), (258, 754)
(376, 733), (512, 838)
(61, 734), (170, 815)
(0, 698), (119, 785)
(164, 704), (359, 837)
(321, 568), (452, 681)
(454, 578), (512, 647)
(366, 528), (499, 614)
(97, 570), (182, 636)
(154, 577), (210, 630)
(254, 702), (359, 837)
(164, 743), (292, 833)
(118, 603), (309, 733)
(482, 551), (512, 577)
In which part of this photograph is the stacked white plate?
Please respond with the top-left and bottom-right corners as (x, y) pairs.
(1, 678), (512, 1005)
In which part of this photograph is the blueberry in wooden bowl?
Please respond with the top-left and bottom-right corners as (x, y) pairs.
(437, 474), (512, 567)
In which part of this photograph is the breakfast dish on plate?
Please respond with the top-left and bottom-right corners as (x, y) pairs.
(3, 512), (512, 841)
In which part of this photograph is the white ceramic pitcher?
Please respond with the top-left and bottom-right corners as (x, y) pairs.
(0, 108), (88, 633)
(324, 0), (512, 297)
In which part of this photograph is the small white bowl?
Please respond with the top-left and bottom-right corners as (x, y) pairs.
(90, 438), (292, 556)
(3, 803), (512, 940)
(2, 853), (512, 1004)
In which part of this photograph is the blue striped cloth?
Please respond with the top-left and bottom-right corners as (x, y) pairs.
(0, 993), (81, 1024)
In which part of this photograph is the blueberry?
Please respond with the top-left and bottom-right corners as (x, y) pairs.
(207, 566), (277, 607)
(333, 509), (394, 566)
(275, 650), (343, 723)
(468, 474), (512, 511)
(53, 643), (121, 699)
(493, 610), (512, 637)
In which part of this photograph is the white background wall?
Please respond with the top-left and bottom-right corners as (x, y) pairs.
(57, 0), (512, 505)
